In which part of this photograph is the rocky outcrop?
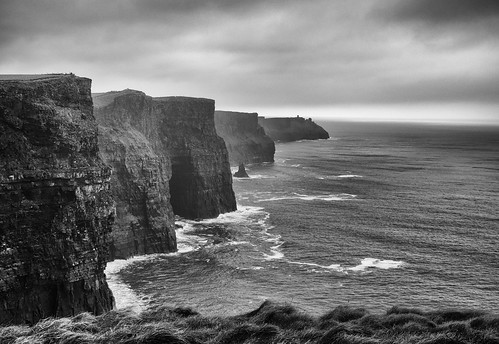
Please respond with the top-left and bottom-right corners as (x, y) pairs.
(94, 90), (236, 258)
(258, 116), (329, 142)
(0, 74), (115, 324)
(215, 111), (275, 164)
(233, 163), (249, 178)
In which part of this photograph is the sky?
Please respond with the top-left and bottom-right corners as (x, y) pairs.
(1, 0), (498, 124)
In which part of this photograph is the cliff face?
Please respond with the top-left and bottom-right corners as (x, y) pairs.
(94, 91), (236, 258)
(214, 111), (275, 165)
(155, 97), (236, 219)
(258, 116), (329, 142)
(0, 74), (115, 324)
(94, 90), (176, 259)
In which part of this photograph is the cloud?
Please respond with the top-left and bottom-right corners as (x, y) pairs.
(377, 0), (499, 48)
(0, 0), (498, 122)
(387, 0), (499, 23)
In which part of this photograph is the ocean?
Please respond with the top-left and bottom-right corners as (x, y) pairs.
(106, 121), (499, 316)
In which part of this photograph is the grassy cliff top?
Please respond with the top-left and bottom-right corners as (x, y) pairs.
(92, 89), (145, 109)
(0, 301), (497, 343)
(0, 74), (68, 81)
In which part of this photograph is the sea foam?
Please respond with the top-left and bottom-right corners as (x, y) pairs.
(105, 255), (160, 312)
(255, 193), (357, 202)
(348, 258), (405, 271)
(286, 257), (404, 274)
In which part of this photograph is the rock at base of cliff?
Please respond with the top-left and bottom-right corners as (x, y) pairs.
(234, 163), (250, 178)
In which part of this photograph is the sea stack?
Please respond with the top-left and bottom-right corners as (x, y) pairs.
(258, 116), (329, 142)
(94, 90), (237, 259)
(234, 163), (250, 178)
(0, 74), (115, 324)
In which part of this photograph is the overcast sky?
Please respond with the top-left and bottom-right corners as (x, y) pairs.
(1, 0), (498, 124)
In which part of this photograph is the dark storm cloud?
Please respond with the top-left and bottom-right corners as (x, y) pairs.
(378, 0), (499, 47)
(388, 0), (499, 23)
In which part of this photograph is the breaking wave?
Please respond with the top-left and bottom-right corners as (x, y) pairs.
(255, 193), (357, 202)
(287, 258), (405, 274)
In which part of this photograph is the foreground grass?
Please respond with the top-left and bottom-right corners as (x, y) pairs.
(1, 301), (498, 343)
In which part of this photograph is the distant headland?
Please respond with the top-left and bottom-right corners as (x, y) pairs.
(258, 116), (330, 142)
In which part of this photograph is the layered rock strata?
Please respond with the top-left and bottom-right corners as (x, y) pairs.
(94, 90), (236, 258)
(258, 116), (329, 142)
(214, 111), (275, 165)
(0, 74), (115, 324)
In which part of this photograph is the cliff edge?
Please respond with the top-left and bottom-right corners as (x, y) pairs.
(0, 74), (115, 324)
(94, 91), (237, 259)
(258, 116), (329, 142)
(214, 110), (275, 165)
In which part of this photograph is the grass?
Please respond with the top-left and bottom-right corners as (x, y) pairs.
(0, 301), (497, 344)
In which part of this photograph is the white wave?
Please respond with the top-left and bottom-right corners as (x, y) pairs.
(337, 174), (363, 178)
(289, 260), (343, 272)
(177, 206), (277, 258)
(196, 205), (271, 227)
(255, 193), (357, 202)
(285, 257), (405, 274)
(237, 266), (264, 271)
(105, 255), (159, 312)
(247, 174), (275, 179)
(259, 223), (284, 260)
(175, 221), (204, 253)
(317, 174), (363, 180)
(348, 258), (405, 272)
(263, 242), (285, 260)
(221, 240), (251, 247)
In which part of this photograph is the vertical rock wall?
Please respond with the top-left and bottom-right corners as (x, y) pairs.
(155, 97), (236, 219)
(94, 91), (236, 258)
(0, 74), (115, 324)
(94, 90), (176, 259)
(214, 110), (275, 165)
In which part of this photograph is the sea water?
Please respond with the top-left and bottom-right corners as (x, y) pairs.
(106, 121), (499, 316)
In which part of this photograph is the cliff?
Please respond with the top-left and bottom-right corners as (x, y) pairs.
(258, 116), (329, 142)
(94, 90), (176, 259)
(0, 74), (115, 324)
(94, 90), (236, 259)
(214, 110), (275, 165)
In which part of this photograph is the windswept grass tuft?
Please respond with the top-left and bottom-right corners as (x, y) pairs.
(0, 300), (496, 343)
(320, 305), (370, 323)
(242, 300), (315, 330)
(427, 309), (487, 324)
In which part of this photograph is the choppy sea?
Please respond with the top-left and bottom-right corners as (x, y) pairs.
(106, 121), (499, 316)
